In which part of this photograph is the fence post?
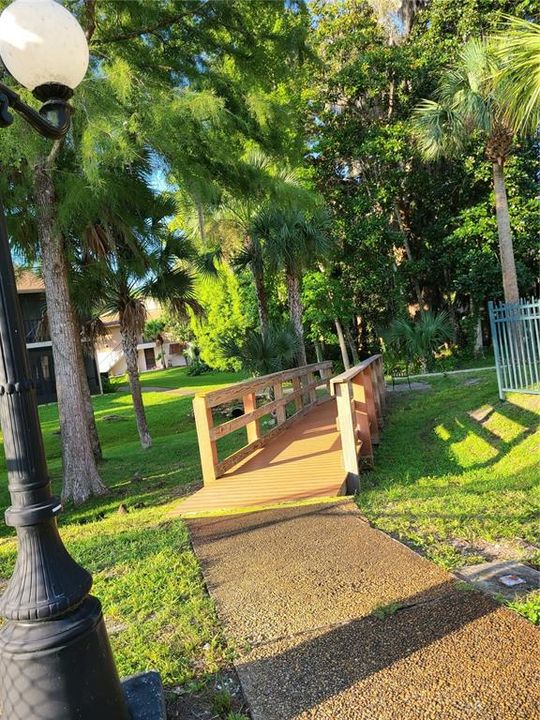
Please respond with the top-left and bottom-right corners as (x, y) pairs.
(335, 380), (360, 492)
(488, 300), (505, 400)
(243, 392), (261, 443)
(193, 396), (218, 483)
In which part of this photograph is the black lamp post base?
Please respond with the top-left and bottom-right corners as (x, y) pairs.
(123, 670), (167, 720)
(0, 596), (131, 720)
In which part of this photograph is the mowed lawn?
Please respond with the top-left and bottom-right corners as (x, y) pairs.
(109, 365), (247, 391)
(360, 371), (540, 623)
(0, 368), (249, 696)
(0, 365), (537, 706)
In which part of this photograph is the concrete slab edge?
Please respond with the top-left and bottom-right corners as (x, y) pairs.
(122, 670), (166, 720)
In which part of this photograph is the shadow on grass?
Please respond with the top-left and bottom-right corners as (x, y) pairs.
(366, 382), (539, 489)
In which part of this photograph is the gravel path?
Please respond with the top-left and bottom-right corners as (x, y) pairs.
(187, 500), (540, 720)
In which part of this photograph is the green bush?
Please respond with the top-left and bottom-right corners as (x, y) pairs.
(100, 373), (116, 394)
(186, 361), (211, 376)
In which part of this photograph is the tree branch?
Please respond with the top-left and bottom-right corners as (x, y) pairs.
(93, 9), (200, 45)
(83, 0), (97, 42)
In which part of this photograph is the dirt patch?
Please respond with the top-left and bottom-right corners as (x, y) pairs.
(468, 404), (494, 423)
(165, 671), (249, 719)
(450, 537), (539, 564)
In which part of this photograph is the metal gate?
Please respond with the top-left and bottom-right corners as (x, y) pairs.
(488, 298), (540, 399)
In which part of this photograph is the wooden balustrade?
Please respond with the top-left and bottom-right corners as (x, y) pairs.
(330, 354), (386, 492)
(193, 361), (333, 485)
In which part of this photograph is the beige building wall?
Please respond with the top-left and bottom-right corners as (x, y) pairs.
(97, 326), (187, 377)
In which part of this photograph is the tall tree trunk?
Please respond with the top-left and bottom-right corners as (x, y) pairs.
(79, 340), (102, 462)
(474, 316), (484, 356)
(286, 270), (307, 367)
(33, 154), (107, 505)
(393, 199), (424, 309)
(344, 325), (360, 365)
(120, 322), (152, 448)
(251, 263), (269, 333)
(314, 338), (323, 364)
(492, 161), (520, 304)
(335, 318), (351, 370)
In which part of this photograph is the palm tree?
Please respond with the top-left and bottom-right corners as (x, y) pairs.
(221, 324), (299, 377)
(253, 207), (332, 366)
(386, 310), (453, 372)
(494, 17), (540, 135)
(179, 151), (313, 334)
(86, 234), (202, 449)
(413, 39), (521, 304)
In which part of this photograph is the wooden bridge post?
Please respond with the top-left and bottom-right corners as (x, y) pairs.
(273, 382), (286, 424)
(193, 396), (218, 484)
(362, 369), (380, 444)
(376, 356), (387, 412)
(369, 365), (383, 429)
(292, 376), (303, 413)
(308, 371), (317, 405)
(351, 376), (374, 467)
(321, 364), (332, 394)
(243, 392), (261, 443)
(334, 380), (360, 492)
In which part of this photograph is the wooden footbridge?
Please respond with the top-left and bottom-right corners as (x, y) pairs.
(178, 356), (386, 516)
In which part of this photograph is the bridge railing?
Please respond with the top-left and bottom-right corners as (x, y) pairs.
(330, 354), (386, 490)
(193, 361), (333, 484)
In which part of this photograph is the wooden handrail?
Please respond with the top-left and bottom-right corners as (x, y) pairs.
(198, 361), (332, 408)
(193, 361), (333, 484)
(329, 354), (382, 388)
(330, 354), (386, 491)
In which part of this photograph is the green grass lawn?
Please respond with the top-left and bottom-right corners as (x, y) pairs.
(110, 365), (247, 391)
(0, 364), (537, 710)
(359, 371), (539, 623)
(0, 368), (251, 712)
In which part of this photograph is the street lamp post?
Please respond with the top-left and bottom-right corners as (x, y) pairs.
(0, 2), (163, 718)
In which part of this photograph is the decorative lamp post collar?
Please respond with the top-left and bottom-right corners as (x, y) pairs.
(0, 2), (166, 718)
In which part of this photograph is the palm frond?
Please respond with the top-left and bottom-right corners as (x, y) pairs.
(251, 205), (332, 276)
(494, 16), (540, 135)
(221, 324), (299, 376)
(413, 38), (503, 159)
(412, 100), (464, 159)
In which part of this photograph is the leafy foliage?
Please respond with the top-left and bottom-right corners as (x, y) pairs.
(494, 16), (540, 135)
(221, 324), (300, 376)
(385, 310), (454, 370)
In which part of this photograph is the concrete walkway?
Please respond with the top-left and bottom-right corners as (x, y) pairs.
(187, 501), (540, 720)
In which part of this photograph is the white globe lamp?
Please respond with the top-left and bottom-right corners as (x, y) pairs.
(0, 0), (89, 99)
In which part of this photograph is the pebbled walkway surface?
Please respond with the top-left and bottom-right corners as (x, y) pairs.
(187, 500), (540, 720)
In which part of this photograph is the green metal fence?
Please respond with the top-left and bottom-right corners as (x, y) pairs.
(488, 298), (540, 400)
